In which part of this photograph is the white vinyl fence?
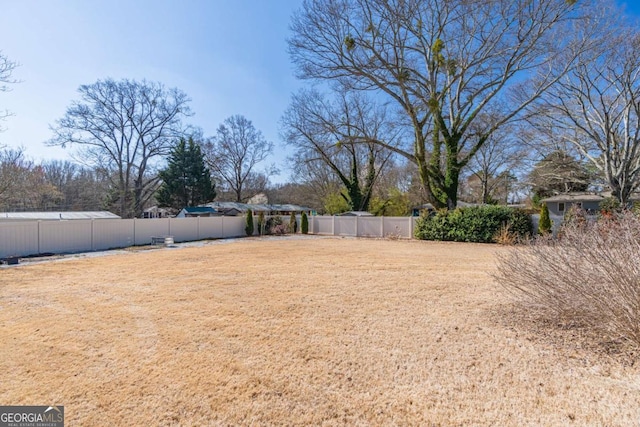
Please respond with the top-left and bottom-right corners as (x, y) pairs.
(310, 216), (417, 239)
(0, 216), (246, 258)
(0, 215), (419, 259)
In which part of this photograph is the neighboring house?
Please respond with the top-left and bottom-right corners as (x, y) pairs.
(205, 201), (251, 216)
(176, 207), (219, 218)
(540, 193), (604, 217)
(142, 206), (171, 219)
(339, 211), (374, 217)
(204, 202), (313, 216)
(0, 211), (121, 221)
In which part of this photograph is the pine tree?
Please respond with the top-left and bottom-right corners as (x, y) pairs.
(301, 212), (309, 234)
(245, 209), (254, 236)
(289, 212), (298, 233)
(538, 203), (552, 235)
(157, 138), (216, 211)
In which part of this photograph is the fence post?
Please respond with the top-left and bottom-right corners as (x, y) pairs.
(355, 216), (359, 237)
(332, 215), (336, 236)
(380, 216), (384, 238)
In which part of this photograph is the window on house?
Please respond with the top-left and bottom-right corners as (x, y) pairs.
(558, 202), (565, 212)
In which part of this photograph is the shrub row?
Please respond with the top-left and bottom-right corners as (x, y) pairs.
(414, 205), (532, 243)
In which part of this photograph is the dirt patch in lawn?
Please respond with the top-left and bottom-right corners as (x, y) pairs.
(1, 237), (638, 425)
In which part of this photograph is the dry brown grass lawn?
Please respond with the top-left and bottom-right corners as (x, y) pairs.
(1, 237), (639, 426)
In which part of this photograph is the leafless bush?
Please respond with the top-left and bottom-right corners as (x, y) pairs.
(494, 224), (518, 245)
(494, 211), (640, 346)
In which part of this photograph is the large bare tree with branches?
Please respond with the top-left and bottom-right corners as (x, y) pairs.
(48, 78), (192, 217)
(289, 0), (594, 208)
(0, 51), (18, 130)
(281, 89), (397, 211)
(202, 115), (276, 203)
(534, 17), (640, 205)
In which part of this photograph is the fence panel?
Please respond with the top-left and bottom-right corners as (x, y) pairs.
(169, 218), (199, 243)
(0, 221), (39, 258)
(357, 217), (383, 237)
(134, 219), (170, 245)
(198, 217), (225, 239)
(312, 216), (334, 235)
(334, 217), (357, 236)
(383, 217), (413, 238)
(222, 216), (246, 238)
(39, 220), (93, 254)
(93, 219), (134, 251)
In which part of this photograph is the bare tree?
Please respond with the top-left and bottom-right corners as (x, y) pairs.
(48, 78), (192, 217)
(202, 115), (276, 202)
(534, 21), (640, 205)
(463, 121), (529, 204)
(281, 89), (396, 211)
(42, 160), (110, 210)
(0, 51), (19, 130)
(289, 0), (595, 208)
(0, 148), (62, 211)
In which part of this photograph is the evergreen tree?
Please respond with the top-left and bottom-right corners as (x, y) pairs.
(157, 138), (216, 210)
(538, 203), (552, 235)
(301, 212), (309, 234)
(245, 209), (254, 236)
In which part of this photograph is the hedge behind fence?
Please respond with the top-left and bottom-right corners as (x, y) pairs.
(414, 205), (532, 243)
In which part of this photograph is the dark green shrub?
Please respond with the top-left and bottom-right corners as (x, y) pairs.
(301, 212), (309, 234)
(257, 211), (265, 235)
(290, 212), (298, 233)
(538, 203), (552, 235)
(414, 205), (532, 243)
(245, 209), (254, 236)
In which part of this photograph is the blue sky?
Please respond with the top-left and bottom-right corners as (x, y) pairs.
(0, 0), (302, 181)
(0, 0), (639, 183)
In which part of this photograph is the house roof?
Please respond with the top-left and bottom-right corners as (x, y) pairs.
(541, 193), (605, 203)
(204, 202), (313, 213)
(182, 207), (217, 214)
(0, 211), (121, 221)
(339, 211), (375, 216)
